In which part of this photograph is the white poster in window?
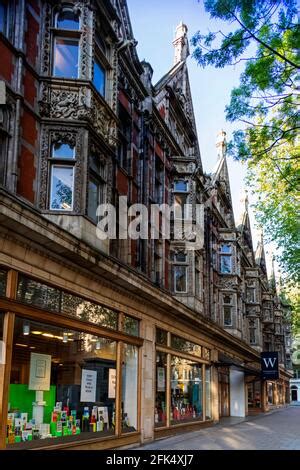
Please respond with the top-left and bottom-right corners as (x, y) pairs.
(29, 353), (51, 391)
(0, 340), (5, 364)
(157, 367), (165, 392)
(108, 368), (116, 399)
(80, 369), (97, 403)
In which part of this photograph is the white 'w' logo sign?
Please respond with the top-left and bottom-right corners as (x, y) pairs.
(263, 357), (277, 368)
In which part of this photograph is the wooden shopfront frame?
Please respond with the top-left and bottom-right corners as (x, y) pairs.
(0, 268), (143, 450)
(154, 330), (213, 437)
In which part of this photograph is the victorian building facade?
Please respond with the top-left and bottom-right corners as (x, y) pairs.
(0, 0), (292, 450)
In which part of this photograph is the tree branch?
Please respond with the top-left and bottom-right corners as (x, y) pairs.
(228, 10), (300, 69)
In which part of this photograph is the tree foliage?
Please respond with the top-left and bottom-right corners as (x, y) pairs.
(192, 0), (299, 281)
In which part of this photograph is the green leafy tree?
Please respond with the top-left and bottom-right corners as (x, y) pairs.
(191, 0), (299, 280)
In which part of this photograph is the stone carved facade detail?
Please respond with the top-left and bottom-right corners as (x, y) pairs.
(39, 127), (83, 212)
(41, 3), (52, 75)
(39, 82), (117, 146)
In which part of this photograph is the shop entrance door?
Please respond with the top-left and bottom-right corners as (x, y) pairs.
(218, 368), (230, 417)
(291, 388), (298, 401)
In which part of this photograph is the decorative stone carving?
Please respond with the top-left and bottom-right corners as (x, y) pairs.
(41, 3), (52, 75)
(219, 277), (237, 289)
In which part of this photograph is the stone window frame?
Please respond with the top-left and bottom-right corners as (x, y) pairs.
(173, 251), (188, 294)
(86, 143), (109, 223)
(195, 255), (202, 299)
(39, 127), (84, 213)
(246, 279), (257, 303)
(219, 243), (232, 274)
(223, 294), (233, 327)
(41, 2), (91, 79)
(249, 318), (257, 345)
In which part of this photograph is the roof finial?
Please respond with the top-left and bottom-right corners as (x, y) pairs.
(244, 189), (249, 212)
(173, 22), (189, 65)
(258, 226), (264, 243)
(216, 130), (227, 159)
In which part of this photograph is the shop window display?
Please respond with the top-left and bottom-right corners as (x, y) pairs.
(155, 352), (167, 427)
(121, 344), (138, 432)
(7, 317), (117, 447)
(171, 356), (203, 424)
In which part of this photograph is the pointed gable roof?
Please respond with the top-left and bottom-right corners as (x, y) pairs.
(212, 131), (234, 215)
(152, 23), (202, 169)
(255, 229), (267, 276)
(236, 190), (256, 264)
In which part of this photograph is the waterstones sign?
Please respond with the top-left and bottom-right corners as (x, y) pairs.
(261, 352), (279, 380)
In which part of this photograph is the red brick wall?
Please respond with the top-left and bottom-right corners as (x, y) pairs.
(23, 69), (37, 108)
(17, 110), (37, 202)
(118, 91), (131, 114)
(116, 169), (128, 195)
(17, 145), (36, 203)
(24, 9), (39, 68)
(21, 109), (37, 147)
(0, 40), (14, 82)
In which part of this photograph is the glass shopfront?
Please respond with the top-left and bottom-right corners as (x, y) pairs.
(171, 357), (203, 423)
(247, 381), (261, 408)
(155, 352), (167, 427)
(155, 329), (212, 429)
(7, 317), (121, 446)
(0, 267), (143, 449)
(122, 344), (138, 432)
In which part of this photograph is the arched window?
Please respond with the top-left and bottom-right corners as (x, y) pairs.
(55, 8), (79, 30)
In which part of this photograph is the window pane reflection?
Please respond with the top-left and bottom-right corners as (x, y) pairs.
(122, 344), (138, 432)
(53, 38), (79, 78)
(56, 10), (79, 30)
(50, 166), (74, 210)
(52, 143), (75, 159)
(93, 60), (105, 96)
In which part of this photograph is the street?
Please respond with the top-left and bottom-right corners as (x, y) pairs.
(136, 407), (300, 450)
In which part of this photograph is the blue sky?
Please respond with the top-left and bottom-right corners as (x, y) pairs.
(127, 0), (276, 275)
